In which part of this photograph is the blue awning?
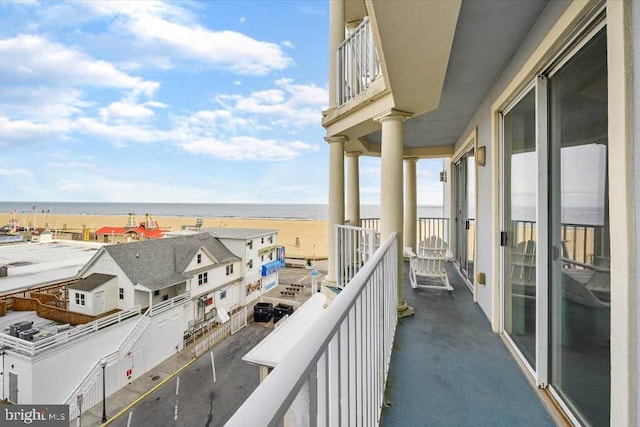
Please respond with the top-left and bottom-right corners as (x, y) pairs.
(262, 260), (285, 277)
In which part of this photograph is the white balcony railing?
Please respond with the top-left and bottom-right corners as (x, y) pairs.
(226, 232), (398, 426)
(336, 224), (379, 288)
(336, 17), (381, 106)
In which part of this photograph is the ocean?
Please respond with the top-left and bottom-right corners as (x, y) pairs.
(0, 202), (444, 221)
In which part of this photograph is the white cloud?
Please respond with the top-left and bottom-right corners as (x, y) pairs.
(0, 87), (88, 121)
(282, 41), (294, 49)
(82, 1), (291, 75)
(58, 178), (85, 191)
(218, 79), (327, 126)
(0, 116), (68, 143)
(99, 100), (159, 122)
(0, 168), (32, 176)
(181, 136), (317, 162)
(74, 117), (171, 144)
(0, 35), (158, 95)
(239, 16), (246, 23)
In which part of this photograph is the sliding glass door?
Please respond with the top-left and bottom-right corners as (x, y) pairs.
(501, 23), (609, 427)
(549, 28), (609, 426)
(503, 90), (537, 367)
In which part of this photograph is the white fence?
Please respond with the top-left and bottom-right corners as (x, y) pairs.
(194, 308), (248, 358)
(336, 224), (378, 288)
(0, 306), (141, 357)
(226, 232), (399, 426)
(149, 292), (190, 317)
(336, 17), (381, 106)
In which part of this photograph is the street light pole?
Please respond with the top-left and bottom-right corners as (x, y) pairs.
(100, 358), (107, 423)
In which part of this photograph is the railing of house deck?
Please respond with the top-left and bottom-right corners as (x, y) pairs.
(226, 232), (398, 426)
(336, 17), (381, 106)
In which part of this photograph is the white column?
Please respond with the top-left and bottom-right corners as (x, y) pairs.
(375, 110), (414, 317)
(329, 0), (345, 109)
(325, 136), (347, 284)
(404, 158), (418, 253)
(346, 152), (361, 227)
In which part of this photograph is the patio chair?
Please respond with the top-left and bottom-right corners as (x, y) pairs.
(406, 236), (453, 293)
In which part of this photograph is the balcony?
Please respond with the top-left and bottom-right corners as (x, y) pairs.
(382, 262), (553, 426)
(227, 226), (554, 426)
(336, 17), (381, 107)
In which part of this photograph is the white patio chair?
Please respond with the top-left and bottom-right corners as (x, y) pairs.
(406, 236), (453, 293)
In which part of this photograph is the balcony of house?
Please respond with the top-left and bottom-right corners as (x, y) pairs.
(226, 227), (558, 426)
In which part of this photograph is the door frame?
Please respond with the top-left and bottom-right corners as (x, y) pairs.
(451, 129), (478, 298)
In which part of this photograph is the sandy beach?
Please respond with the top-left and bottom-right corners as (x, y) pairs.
(0, 213), (329, 259)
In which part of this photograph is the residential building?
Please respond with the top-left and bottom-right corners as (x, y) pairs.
(203, 228), (284, 305)
(78, 232), (242, 324)
(228, 1), (640, 426)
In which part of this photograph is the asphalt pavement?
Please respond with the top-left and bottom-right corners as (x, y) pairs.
(88, 324), (271, 427)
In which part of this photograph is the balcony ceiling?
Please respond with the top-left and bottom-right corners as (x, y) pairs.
(364, 0), (548, 150)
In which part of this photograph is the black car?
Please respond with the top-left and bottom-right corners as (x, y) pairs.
(253, 302), (274, 322)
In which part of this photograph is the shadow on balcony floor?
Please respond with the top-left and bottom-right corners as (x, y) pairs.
(381, 262), (554, 427)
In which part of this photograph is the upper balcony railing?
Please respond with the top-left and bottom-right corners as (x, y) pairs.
(226, 232), (398, 426)
(336, 17), (381, 107)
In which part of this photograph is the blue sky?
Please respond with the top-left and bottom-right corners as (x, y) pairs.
(0, 0), (443, 205)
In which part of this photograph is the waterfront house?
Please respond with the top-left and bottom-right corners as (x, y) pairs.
(228, 1), (639, 426)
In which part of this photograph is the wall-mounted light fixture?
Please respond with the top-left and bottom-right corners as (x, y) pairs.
(476, 146), (487, 167)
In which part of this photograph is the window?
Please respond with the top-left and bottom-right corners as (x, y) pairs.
(220, 290), (227, 300)
(225, 264), (234, 276)
(247, 241), (253, 250)
(198, 272), (208, 285)
(269, 253), (273, 261)
(261, 255), (264, 262)
(197, 253), (202, 264)
(247, 259), (253, 269)
(268, 236), (273, 244)
(75, 292), (85, 306)
(154, 290), (160, 296)
(261, 237), (264, 244)
(119, 288), (124, 300)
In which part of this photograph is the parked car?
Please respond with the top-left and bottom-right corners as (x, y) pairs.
(254, 302), (274, 322)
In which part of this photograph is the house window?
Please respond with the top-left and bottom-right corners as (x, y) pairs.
(247, 259), (253, 269)
(220, 290), (227, 300)
(75, 292), (85, 306)
(154, 290), (160, 296)
(261, 237), (264, 244)
(269, 253), (273, 261)
(268, 236), (273, 244)
(226, 264), (234, 275)
(261, 255), (264, 262)
(119, 288), (124, 300)
(247, 241), (253, 250)
(198, 272), (208, 285)
(197, 253), (202, 264)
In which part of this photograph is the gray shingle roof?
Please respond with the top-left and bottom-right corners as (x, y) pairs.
(69, 273), (116, 292)
(102, 233), (239, 291)
(202, 227), (277, 240)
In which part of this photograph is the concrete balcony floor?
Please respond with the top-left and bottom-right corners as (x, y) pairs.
(381, 263), (555, 426)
